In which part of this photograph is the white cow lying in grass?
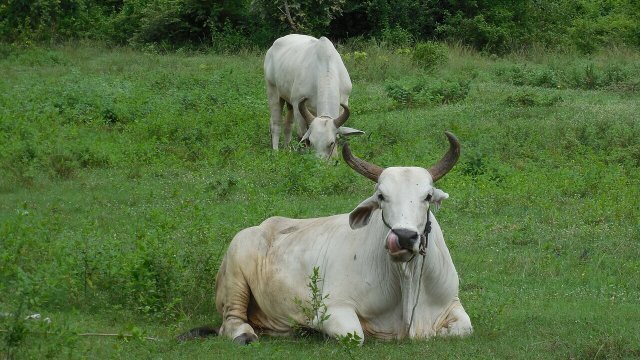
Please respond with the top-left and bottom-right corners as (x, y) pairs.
(264, 34), (364, 158)
(178, 132), (473, 345)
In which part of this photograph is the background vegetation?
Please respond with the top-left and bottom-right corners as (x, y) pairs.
(1, 0), (640, 53)
(1, 38), (639, 358)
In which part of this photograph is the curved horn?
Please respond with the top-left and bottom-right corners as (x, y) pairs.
(342, 142), (384, 182)
(298, 98), (315, 126)
(333, 103), (350, 128)
(427, 131), (461, 182)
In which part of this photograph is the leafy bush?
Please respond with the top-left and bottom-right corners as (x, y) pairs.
(437, 12), (513, 54)
(570, 5), (640, 54)
(0, 0), (96, 43)
(422, 79), (470, 104)
(385, 83), (414, 106)
(117, 0), (221, 48)
(211, 20), (253, 53)
(379, 26), (414, 48)
(412, 41), (448, 70)
(386, 78), (470, 107)
(495, 65), (560, 88)
(503, 90), (563, 107)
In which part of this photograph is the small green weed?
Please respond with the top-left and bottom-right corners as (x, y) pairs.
(337, 331), (362, 358)
(293, 267), (330, 332)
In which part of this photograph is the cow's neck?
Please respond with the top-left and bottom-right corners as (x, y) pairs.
(368, 210), (460, 337)
(315, 64), (340, 118)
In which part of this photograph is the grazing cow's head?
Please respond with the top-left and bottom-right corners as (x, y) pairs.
(343, 132), (460, 262)
(299, 99), (364, 158)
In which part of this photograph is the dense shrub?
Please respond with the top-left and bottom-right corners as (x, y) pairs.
(569, 2), (640, 53)
(379, 26), (414, 48)
(211, 20), (253, 53)
(503, 90), (563, 107)
(0, 0), (254, 48)
(0, 0), (96, 43)
(412, 41), (448, 70)
(385, 78), (470, 107)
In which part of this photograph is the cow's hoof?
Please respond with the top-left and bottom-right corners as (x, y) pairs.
(233, 333), (258, 345)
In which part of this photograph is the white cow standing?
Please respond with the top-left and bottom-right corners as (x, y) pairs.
(214, 132), (473, 345)
(264, 34), (364, 158)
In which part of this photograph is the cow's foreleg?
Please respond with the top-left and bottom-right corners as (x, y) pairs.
(436, 301), (473, 337)
(320, 307), (365, 345)
(267, 84), (283, 150)
(283, 103), (293, 147)
(292, 100), (309, 140)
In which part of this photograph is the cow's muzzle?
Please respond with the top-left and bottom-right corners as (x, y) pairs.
(386, 228), (419, 261)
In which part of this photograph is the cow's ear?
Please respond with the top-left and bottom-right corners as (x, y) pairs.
(338, 127), (365, 137)
(430, 188), (449, 211)
(349, 195), (379, 229)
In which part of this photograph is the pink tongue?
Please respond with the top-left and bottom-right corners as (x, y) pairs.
(386, 232), (401, 253)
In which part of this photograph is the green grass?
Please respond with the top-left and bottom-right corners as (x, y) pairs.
(1, 42), (639, 359)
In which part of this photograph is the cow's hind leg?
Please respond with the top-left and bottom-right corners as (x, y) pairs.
(320, 306), (365, 345)
(217, 260), (259, 345)
(267, 83), (284, 150)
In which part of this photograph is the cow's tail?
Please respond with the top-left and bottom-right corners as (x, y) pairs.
(176, 326), (219, 341)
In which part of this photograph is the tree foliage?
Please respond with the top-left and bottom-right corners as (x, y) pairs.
(1, 0), (639, 53)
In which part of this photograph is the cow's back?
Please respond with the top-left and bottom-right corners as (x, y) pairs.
(264, 34), (316, 89)
(264, 34), (350, 106)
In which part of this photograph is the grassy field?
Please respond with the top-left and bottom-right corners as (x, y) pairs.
(1, 42), (639, 359)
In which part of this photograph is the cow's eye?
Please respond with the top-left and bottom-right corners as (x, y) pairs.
(378, 194), (385, 201)
(425, 194), (432, 201)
